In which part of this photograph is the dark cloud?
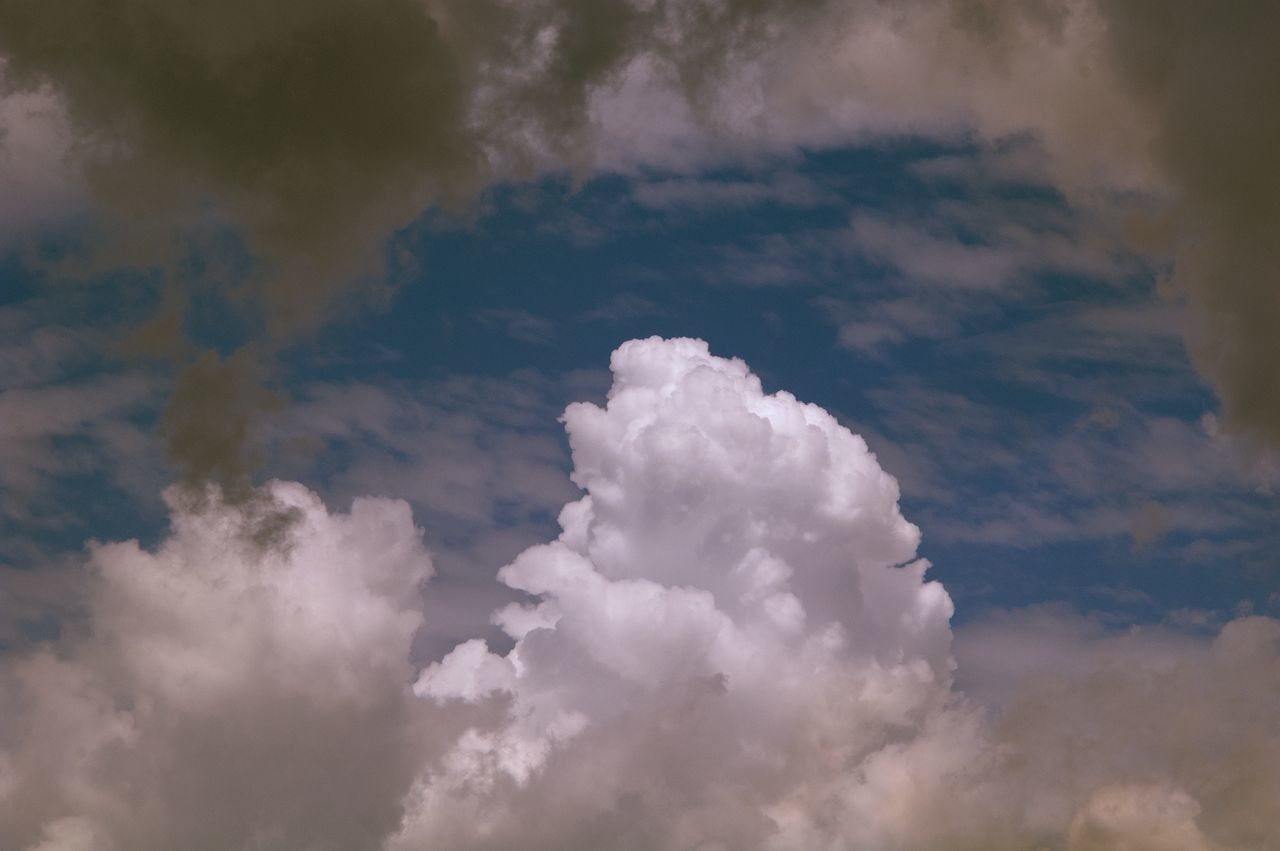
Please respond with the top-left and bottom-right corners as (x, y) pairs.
(0, 0), (828, 320)
(0, 0), (473, 313)
(0, 0), (480, 497)
(2, 0), (1279, 490)
(160, 348), (279, 504)
(1099, 1), (1280, 442)
(0, 0), (834, 495)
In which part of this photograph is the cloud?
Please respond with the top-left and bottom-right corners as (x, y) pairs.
(631, 171), (836, 212)
(396, 339), (1280, 849)
(3, 0), (1276, 507)
(821, 184), (1137, 354)
(396, 336), (953, 848)
(0, 1), (476, 313)
(835, 290), (1279, 573)
(0, 369), (161, 549)
(0, 0), (841, 322)
(0, 480), (436, 850)
(2, 337), (1280, 848)
(0, 85), (80, 250)
(0, 0), (852, 497)
(265, 370), (584, 659)
(553, 0), (1280, 445)
(952, 606), (1280, 849)
(1097, 2), (1280, 444)
(477, 308), (560, 345)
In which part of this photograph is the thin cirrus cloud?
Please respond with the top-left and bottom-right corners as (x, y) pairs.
(1, 338), (1277, 849)
(0, 304), (164, 556)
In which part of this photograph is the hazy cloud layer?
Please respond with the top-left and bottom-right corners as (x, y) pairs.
(0, 303), (165, 568)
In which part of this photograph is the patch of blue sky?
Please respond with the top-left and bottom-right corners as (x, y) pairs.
(4, 138), (1276, 636)
(291, 139), (1273, 625)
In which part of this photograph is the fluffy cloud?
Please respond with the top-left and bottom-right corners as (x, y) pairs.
(397, 339), (1280, 849)
(0, 481), (435, 850)
(4, 338), (1279, 849)
(396, 336), (953, 848)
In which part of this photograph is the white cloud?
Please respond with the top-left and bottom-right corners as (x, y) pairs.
(4, 338), (1279, 849)
(396, 336), (954, 848)
(0, 481), (435, 850)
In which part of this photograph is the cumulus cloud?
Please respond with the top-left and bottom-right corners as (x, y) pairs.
(0, 481), (436, 850)
(395, 339), (1280, 849)
(395, 336), (953, 848)
(953, 606), (1280, 849)
(4, 337), (1279, 849)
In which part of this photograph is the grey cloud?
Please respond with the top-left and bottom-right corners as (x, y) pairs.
(160, 348), (283, 505)
(953, 606), (1280, 849)
(0, 0), (834, 322)
(0, 86), (80, 250)
(3, 0), (1276, 498)
(1096, 1), (1280, 442)
(0, 0), (841, 498)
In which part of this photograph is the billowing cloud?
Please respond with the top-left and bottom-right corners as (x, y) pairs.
(395, 339), (1280, 850)
(397, 336), (952, 848)
(0, 481), (436, 850)
(3, 338), (1279, 849)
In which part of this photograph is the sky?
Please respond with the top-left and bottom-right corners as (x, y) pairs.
(1, 1), (1279, 849)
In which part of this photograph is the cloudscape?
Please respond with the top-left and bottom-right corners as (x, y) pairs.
(1, 1), (1278, 848)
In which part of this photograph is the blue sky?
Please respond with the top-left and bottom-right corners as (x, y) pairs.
(309, 143), (1279, 632)
(4, 140), (1274, 654)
